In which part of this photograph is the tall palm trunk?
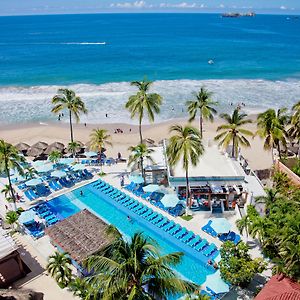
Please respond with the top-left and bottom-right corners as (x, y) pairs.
(4, 160), (16, 210)
(69, 110), (74, 143)
(140, 156), (145, 184)
(185, 166), (190, 215)
(98, 145), (103, 173)
(277, 142), (282, 160)
(199, 109), (203, 138)
(232, 134), (236, 158)
(139, 117), (143, 144)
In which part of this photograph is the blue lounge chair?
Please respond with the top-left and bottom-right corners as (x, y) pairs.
(47, 218), (59, 225)
(175, 228), (188, 239)
(169, 224), (181, 235)
(132, 204), (144, 212)
(202, 243), (217, 256)
(181, 231), (194, 243)
(28, 189), (38, 199)
(194, 239), (208, 251)
(163, 221), (175, 232)
(151, 216), (163, 225)
(138, 208), (149, 216)
(148, 213), (158, 222)
(155, 217), (167, 227)
(24, 190), (35, 201)
(187, 235), (201, 247)
(49, 181), (59, 191)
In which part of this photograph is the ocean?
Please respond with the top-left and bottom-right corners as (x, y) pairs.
(0, 13), (300, 125)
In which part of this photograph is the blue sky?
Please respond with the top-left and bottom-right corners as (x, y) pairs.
(0, 0), (299, 16)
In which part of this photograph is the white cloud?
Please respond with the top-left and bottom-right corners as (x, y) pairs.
(110, 1), (148, 8)
(219, 4), (225, 8)
(159, 2), (201, 9)
(280, 5), (287, 10)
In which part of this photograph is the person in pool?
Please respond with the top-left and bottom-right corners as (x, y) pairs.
(80, 190), (83, 196)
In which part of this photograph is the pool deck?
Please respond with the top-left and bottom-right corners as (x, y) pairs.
(0, 161), (270, 299)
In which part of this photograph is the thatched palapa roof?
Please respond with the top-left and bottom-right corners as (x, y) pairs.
(31, 141), (48, 150)
(14, 143), (30, 152)
(26, 147), (44, 157)
(45, 209), (114, 264)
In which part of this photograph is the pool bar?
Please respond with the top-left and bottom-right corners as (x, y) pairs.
(88, 179), (219, 266)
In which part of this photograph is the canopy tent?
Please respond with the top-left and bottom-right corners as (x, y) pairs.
(129, 175), (144, 184)
(31, 141), (48, 150)
(143, 184), (160, 193)
(204, 270), (230, 295)
(25, 178), (43, 186)
(14, 143), (30, 152)
(51, 170), (66, 178)
(210, 218), (231, 234)
(71, 164), (86, 171)
(59, 158), (75, 164)
(19, 210), (36, 224)
(35, 163), (53, 173)
(84, 151), (98, 157)
(160, 194), (180, 208)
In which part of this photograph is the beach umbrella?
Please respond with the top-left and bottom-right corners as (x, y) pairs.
(129, 175), (144, 184)
(19, 210), (36, 225)
(143, 184), (161, 193)
(49, 142), (65, 150)
(204, 270), (229, 294)
(160, 194), (180, 208)
(84, 151), (98, 157)
(35, 163), (53, 173)
(51, 170), (66, 178)
(31, 141), (48, 150)
(15, 143), (30, 152)
(26, 147), (44, 157)
(59, 158), (75, 164)
(210, 218), (231, 234)
(25, 178), (43, 186)
(71, 164), (85, 171)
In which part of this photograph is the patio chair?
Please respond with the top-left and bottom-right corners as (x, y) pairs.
(194, 239), (208, 251)
(202, 243), (217, 256)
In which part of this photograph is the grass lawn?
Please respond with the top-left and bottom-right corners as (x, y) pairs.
(181, 215), (193, 221)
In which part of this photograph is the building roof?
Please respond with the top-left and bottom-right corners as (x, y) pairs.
(0, 229), (18, 260)
(144, 146), (167, 171)
(255, 275), (300, 300)
(170, 143), (245, 179)
(45, 209), (115, 264)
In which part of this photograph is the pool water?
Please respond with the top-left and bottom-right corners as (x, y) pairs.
(51, 182), (214, 285)
(47, 194), (81, 219)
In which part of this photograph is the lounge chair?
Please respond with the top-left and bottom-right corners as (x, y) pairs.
(174, 228), (188, 239)
(169, 224), (181, 235)
(194, 239), (208, 251)
(181, 231), (194, 243)
(148, 213), (158, 222)
(202, 243), (217, 256)
(163, 221), (175, 232)
(24, 190), (35, 201)
(155, 217), (167, 227)
(151, 216), (163, 225)
(187, 235), (201, 247)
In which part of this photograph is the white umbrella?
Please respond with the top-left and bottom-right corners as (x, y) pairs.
(71, 164), (85, 171)
(51, 170), (66, 178)
(204, 270), (229, 294)
(160, 194), (180, 208)
(143, 184), (160, 193)
(25, 178), (43, 186)
(210, 218), (231, 234)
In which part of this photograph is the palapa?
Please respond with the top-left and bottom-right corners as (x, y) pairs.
(45, 209), (115, 264)
(26, 147), (44, 157)
(31, 141), (48, 150)
(14, 143), (30, 151)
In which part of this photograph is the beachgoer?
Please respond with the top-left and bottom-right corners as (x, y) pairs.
(5, 205), (8, 210)
(61, 113), (64, 117)
(127, 215), (131, 222)
(84, 123), (87, 127)
(58, 116), (61, 121)
(129, 128), (132, 132)
(207, 259), (212, 265)
(80, 190), (83, 196)
(120, 176), (124, 188)
(213, 262), (218, 269)
(105, 113), (108, 118)
(118, 152), (122, 160)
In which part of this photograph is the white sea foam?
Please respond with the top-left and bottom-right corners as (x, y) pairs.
(0, 79), (300, 125)
(60, 42), (106, 45)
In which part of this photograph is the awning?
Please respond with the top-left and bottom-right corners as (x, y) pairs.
(19, 210), (36, 224)
(143, 184), (160, 193)
(129, 175), (144, 184)
(160, 194), (180, 208)
(71, 164), (86, 171)
(210, 218), (231, 234)
(51, 170), (66, 178)
(25, 178), (43, 186)
(205, 270), (230, 294)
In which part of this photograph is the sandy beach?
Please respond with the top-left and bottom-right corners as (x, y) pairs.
(0, 116), (272, 171)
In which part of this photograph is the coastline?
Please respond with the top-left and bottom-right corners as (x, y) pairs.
(0, 115), (273, 171)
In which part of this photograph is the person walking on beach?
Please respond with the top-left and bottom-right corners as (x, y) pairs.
(120, 175), (124, 188)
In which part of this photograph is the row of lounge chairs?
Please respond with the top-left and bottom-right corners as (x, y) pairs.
(125, 183), (185, 217)
(92, 180), (219, 261)
(33, 203), (59, 226)
(81, 158), (116, 165)
(201, 220), (241, 245)
(23, 221), (44, 239)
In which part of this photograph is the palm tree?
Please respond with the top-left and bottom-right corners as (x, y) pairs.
(128, 143), (154, 183)
(1, 184), (11, 199)
(167, 125), (204, 209)
(236, 215), (251, 238)
(24, 166), (37, 180)
(67, 141), (81, 159)
(47, 252), (72, 288)
(186, 86), (218, 138)
(255, 188), (279, 206)
(125, 79), (162, 143)
(215, 108), (253, 158)
(289, 101), (300, 157)
(48, 150), (62, 165)
(84, 232), (197, 299)
(51, 88), (87, 143)
(0, 140), (25, 210)
(256, 108), (289, 161)
(89, 128), (112, 172)
(5, 210), (19, 230)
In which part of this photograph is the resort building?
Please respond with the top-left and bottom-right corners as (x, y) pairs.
(0, 229), (26, 288)
(148, 140), (265, 213)
(45, 209), (114, 275)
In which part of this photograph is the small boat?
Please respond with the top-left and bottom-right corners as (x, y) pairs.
(208, 60), (214, 65)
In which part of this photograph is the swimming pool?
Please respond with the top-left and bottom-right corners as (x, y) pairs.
(50, 180), (215, 285)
